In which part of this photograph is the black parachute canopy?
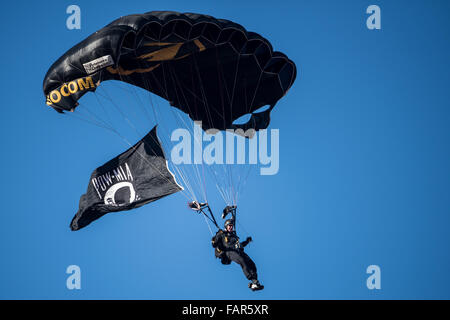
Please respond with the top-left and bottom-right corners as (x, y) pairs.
(70, 126), (183, 231)
(43, 11), (297, 132)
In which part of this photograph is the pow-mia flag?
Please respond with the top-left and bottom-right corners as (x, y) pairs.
(70, 126), (183, 231)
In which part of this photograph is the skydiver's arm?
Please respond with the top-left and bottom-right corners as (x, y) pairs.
(211, 230), (224, 248)
(241, 236), (252, 247)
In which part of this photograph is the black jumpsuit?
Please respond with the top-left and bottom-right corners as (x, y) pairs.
(211, 229), (258, 281)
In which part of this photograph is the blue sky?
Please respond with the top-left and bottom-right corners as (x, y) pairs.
(0, 0), (449, 299)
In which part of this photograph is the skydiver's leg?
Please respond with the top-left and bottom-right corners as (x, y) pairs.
(225, 251), (258, 281)
(241, 252), (258, 281)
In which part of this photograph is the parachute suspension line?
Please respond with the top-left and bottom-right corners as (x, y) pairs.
(215, 53), (233, 206)
(202, 212), (214, 236)
(237, 75), (273, 210)
(233, 71), (265, 227)
(215, 46), (228, 136)
(167, 57), (236, 205)
(233, 82), (255, 206)
(58, 68), (119, 131)
(191, 52), (230, 127)
(153, 64), (200, 199)
(212, 166), (232, 205)
(167, 65), (208, 202)
(201, 163), (208, 203)
(160, 61), (207, 201)
(79, 86), (192, 201)
(235, 165), (254, 205)
(66, 110), (116, 133)
(236, 218), (250, 238)
(224, 169), (233, 205)
(226, 52), (245, 203)
(158, 62), (205, 202)
(221, 52), (241, 206)
(145, 103), (198, 201)
(165, 61), (231, 205)
(94, 87), (143, 140)
(142, 91), (197, 201)
(224, 161), (235, 205)
(92, 87), (114, 126)
(109, 128), (192, 201)
(191, 55), (215, 133)
(229, 54), (242, 125)
(229, 72), (251, 206)
(248, 73), (264, 115)
(117, 72), (154, 126)
(97, 86), (142, 135)
(120, 71), (199, 202)
(135, 129), (196, 201)
(76, 96), (117, 131)
(231, 171), (237, 206)
(86, 89), (195, 206)
(67, 103), (117, 133)
(214, 50), (255, 207)
(228, 85), (254, 232)
(117, 61), (198, 202)
(153, 62), (201, 200)
(219, 52), (241, 204)
(191, 53), (233, 203)
(215, 182), (229, 205)
(73, 110), (192, 202)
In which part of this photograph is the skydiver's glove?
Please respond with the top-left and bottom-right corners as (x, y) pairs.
(188, 201), (208, 211)
(241, 236), (252, 247)
(222, 205), (237, 219)
(188, 201), (201, 210)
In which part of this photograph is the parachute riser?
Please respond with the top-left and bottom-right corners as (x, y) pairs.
(198, 205), (220, 230)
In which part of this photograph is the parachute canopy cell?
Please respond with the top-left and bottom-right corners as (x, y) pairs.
(43, 11), (297, 133)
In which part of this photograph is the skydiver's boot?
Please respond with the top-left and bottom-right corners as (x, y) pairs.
(248, 279), (264, 291)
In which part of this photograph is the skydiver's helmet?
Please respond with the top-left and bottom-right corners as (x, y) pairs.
(224, 219), (234, 230)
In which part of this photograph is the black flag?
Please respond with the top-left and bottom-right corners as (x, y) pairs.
(70, 126), (183, 231)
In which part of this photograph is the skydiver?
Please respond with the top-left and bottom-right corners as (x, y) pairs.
(211, 218), (264, 291)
